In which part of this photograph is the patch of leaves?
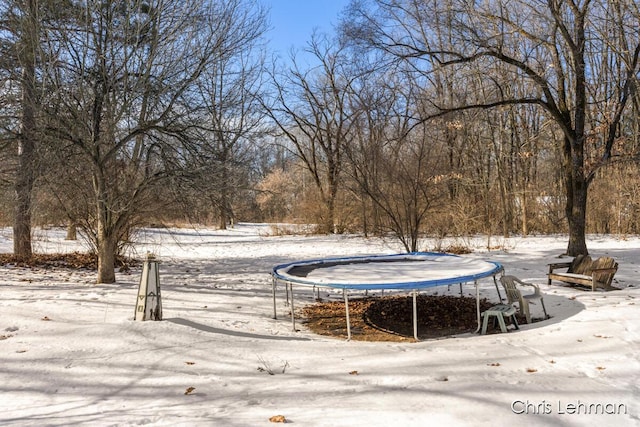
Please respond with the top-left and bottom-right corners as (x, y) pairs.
(365, 295), (494, 339)
(302, 298), (401, 342)
(302, 294), (494, 342)
(0, 252), (138, 271)
(441, 245), (473, 255)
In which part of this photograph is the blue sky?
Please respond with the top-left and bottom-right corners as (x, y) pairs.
(261, 0), (351, 57)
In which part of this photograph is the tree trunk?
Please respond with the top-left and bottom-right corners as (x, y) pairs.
(95, 176), (117, 284)
(13, 131), (34, 258)
(217, 162), (230, 230)
(14, 67), (35, 257)
(97, 231), (117, 284)
(66, 222), (77, 240)
(218, 206), (227, 230)
(13, 0), (38, 259)
(566, 10), (589, 257)
(521, 191), (529, 236)
(563, 136), (589, 256)
(566, 183), (589, 256)
(326, 192), (336, 234)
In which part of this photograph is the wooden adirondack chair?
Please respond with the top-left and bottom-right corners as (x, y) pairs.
(548, 255), (618, 291)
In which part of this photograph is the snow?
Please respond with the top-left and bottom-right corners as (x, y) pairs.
(274, 253), (500, 287)
(1, 224), (639, 426)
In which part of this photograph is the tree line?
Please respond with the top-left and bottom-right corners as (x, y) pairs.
(1, 0), (639, 283)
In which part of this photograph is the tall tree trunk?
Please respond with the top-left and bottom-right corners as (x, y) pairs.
(565, 14), (589, 258)
(14, 69), (35, 256)
(14, 133), (34, 258)
(13, 0), (38, 259)
(563, 135), (589, 256)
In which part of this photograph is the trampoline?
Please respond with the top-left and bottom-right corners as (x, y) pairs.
(271, 252), (504, 340)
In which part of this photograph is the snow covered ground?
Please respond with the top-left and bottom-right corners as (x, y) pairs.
(1, 224), (639, 426)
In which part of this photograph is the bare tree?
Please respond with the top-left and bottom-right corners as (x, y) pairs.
(346, 0), (640, 256)
(348, 71), (449, 251)
(266, 35), (357, 233)
(187, 2), (268, 229)
(40, 0), (262, 283)
(0, 0), (43, 258)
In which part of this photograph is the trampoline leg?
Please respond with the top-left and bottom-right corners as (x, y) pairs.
(413, 290), (418, 341)
(285, 283), (290, 307)
(474, 280), (481, 333)
(290, 283), (296, 332)
(272, 277), (277, 319)
(344, 290), (352, 341)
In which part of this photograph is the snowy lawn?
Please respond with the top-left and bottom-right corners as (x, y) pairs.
(1, 224), (639, 426)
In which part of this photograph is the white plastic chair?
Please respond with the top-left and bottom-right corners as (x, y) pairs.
(499, 275), (548, 324)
